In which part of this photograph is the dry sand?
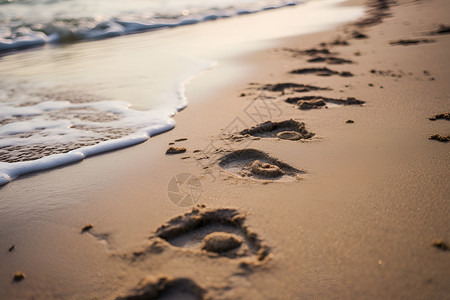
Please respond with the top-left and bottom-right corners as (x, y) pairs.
(1, 0), (449, 299)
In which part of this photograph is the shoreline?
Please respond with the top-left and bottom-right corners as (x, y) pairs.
(1, 0), (450, 299)
(0, 0), (364, 186)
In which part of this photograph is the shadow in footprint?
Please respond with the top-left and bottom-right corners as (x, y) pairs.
(290, 67), (353, 77)
(429, 134), (450, 142)
(151, 207), (270, 261)
(307, 56), (353, 65)
(286, 96), (365, 110)
(239, 119), (314, 141)
(117, 276), (205, 300)
(389, 39), (435, 46)
(261, 82), (330, 94)
(429, 24), (450, 35)
(432, 240), (450, 252)
(219, 149), (305, 181)
(354, 0), (394, 28)
(429, 112), (449, 121)
(297, 47), (332, 56)
(352, 30), (368, 39)
(329, 38), (349, 46)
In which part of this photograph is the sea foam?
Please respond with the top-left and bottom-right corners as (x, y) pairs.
(0, 58), (213, 186)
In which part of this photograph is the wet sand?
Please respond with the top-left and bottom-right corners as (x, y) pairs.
(1, 0), (449, 299)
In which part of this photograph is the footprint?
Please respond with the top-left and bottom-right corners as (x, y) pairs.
(352, 30), (368, 39)
(389, 39), (435, 46)
(151, 207), (270, 261)
(219, 149), (305, 181)
(285, 96), (365, 110)
(307, 56), (353, 65)
(428, 24), (450, 35)
(283, 47), (332, 57)
(239, 119), (315, 141)
(261, 82), (330, 94)
(429, 134), (450, 142)
(117, 276), (206, 300)
(369, 69), (404, 78)
(329, 38), (349, 46)
(429, 112), (450, 121)
(354, 0), (393, 28)
(290, 67), (353, 77)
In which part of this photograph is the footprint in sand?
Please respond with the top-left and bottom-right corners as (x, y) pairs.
(351, 30), (369, 39)
(389, 39), (435, 46)
(429, 112), (450, 121)
(238, 119), (315, 141)
(260, 82), (331, 94)
(429, 134), (450, 142)
(284, 45), (354, 65)
(428, 24), (450, 35)
(307, 56), (353, 65)
(242, 82), (330, 97)
(290, 67), (353, 77)
(285, 95), (365, 110)
(149, 207), (270, 261)
(328, 37), (349, 46)
(219, 149), (305, 181)
(117, 276), (206, 300)
(354, 0), (393, 28)
(284, 47), (332, 57)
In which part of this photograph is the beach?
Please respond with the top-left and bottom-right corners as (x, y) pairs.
(1, 0), (449, 299)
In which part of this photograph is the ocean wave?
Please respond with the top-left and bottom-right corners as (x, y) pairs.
(0, 1), (300, 52)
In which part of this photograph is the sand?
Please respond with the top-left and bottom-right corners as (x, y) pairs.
(1, 0), (449, 299)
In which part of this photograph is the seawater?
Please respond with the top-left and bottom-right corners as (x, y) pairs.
(0, 0), (364, 185)
(0, 0), (299, 51)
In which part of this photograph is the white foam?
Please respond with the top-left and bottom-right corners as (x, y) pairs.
(0, 107), (175, 185)
(0, 58), (214, 186)
(0, 28), (48, 51)
(117, 21), (170, 33)
(82, 21), (126, 40)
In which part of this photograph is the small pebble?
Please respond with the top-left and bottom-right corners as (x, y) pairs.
(432, 240), (449, 251)
(13, 272), (25, 282)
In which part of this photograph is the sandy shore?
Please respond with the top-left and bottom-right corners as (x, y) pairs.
(1, 0), (449, 299)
